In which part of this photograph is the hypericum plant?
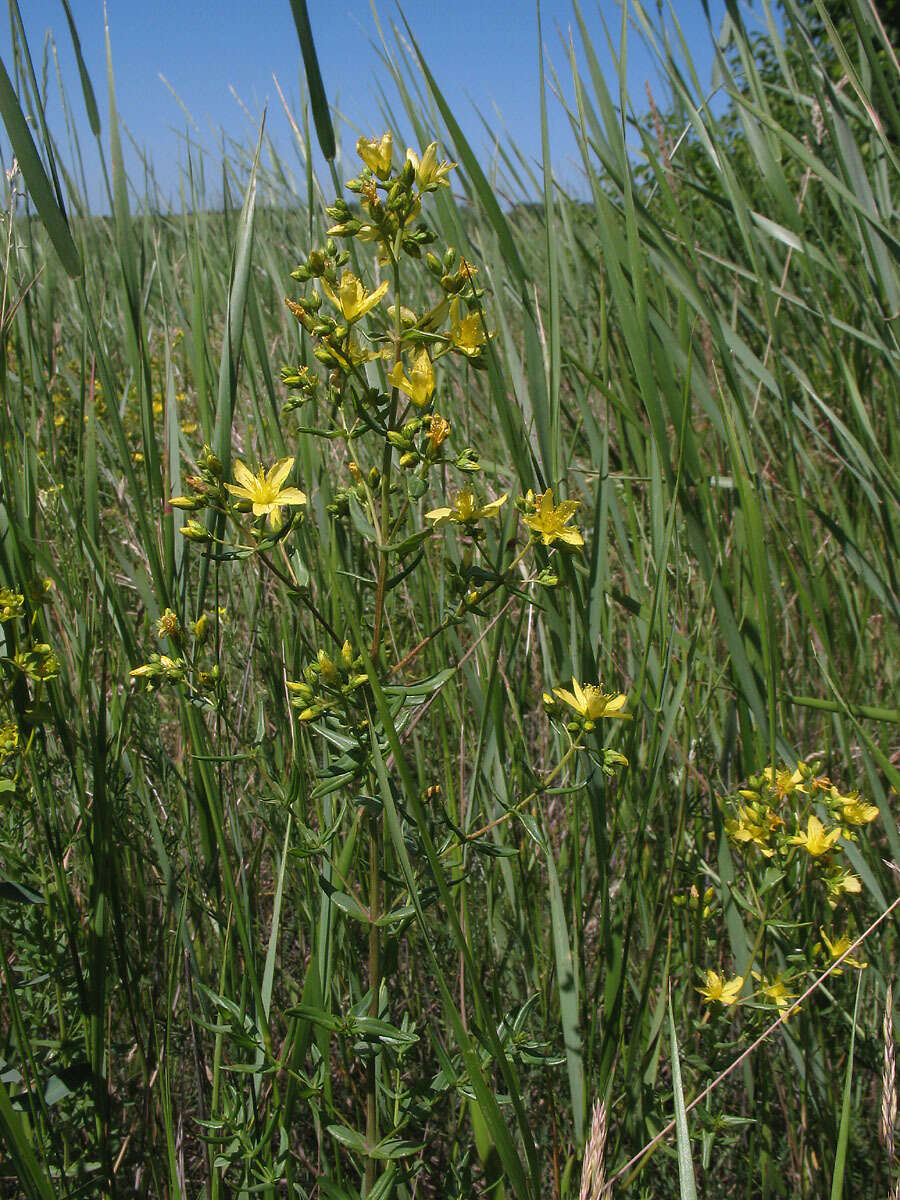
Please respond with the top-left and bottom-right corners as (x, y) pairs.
(697, 759), (879, 1018)
(130, 131), (629, 1193)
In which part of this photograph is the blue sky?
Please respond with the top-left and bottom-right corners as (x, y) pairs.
(2, 1), (730, 211)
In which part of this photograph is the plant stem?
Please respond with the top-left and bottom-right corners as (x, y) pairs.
(365, 810), (382, 1194)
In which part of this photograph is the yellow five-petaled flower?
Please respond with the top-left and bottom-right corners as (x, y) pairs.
(698, 969), (744, 1007)
(752, 971), (798, 1011)
(406, 142), (456, 190)
(820, 928), (867, 972)
(425, 488), (507, 528)
(788, 814), (841, 857)
(225, 457), (307, 530)
(389, 348), (435, 408)
(552, 679), (629, 730)
(449, 297), (488, 357)
(321, 270), (389, 323)
(523, 489), (584, 548)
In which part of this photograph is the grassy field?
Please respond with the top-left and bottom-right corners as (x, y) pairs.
(1, 0), (899, 1196)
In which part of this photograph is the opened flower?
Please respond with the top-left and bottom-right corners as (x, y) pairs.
(725, 804), (777, 858)
(835, 792), (879, 825)
(426, 488), (507, 528)
(820, 928), (867, 972)
(753, 972), (797, 1010)
(389, 348), (435, 408)
(225, 457), (307, 530)
(449, 297), (488, 357)
(553, 678), (628, 728)
(357, 132), (393, 178)
(762, 765), (808, 800)
(523, 489), (584, 548)
(406, 141), (455, 190)
(698, 970), (743, 1007)
(321, 270), (389, 323)
(788, 814), (841, 857)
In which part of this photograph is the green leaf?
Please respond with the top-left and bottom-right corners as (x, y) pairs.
(287, 0), (336, 161)
(0, 879), (44, 905)
(669, 1000), (698, 1200)
(0, 1077), (56, 1200)
(348, 492), (378, 542)
(546, 843), (585, 1145)
(0, 56), (80, 276)
(830, 971), (864, 1200)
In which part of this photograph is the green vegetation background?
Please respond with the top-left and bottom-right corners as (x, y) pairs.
(0, 0), (898, 1196)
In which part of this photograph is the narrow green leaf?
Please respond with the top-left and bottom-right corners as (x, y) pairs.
(0, 1078), (56, 1200)
(668, 1000), (699, 1200)
(59, 0), (101, 135)
(287, 0), (336, 161)
(545, 844), (585, 1145)
(830, 972), (864, 1200)
(0, 55), (80, 276)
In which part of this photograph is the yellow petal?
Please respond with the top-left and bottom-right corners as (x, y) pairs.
(553, 686), (580, 712)
(277, 488), (307, 506)
(267, 457), (295, 491)
(232, 460), (255, 489)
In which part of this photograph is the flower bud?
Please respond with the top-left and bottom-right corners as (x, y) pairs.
(199, 447), (222, 477)
(192, 613), (211, 643)
(180, 520), (210, 542)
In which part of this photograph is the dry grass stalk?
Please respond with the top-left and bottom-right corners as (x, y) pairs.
(579, 1098), (608, 1200)
(883, 981), (898, 1197)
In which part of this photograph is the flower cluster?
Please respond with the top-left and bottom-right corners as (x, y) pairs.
(286, 642), (368, 724)
(698, 759), (879, 1016)
(130, 609), (219, 700)
(723, 760), (876, 901)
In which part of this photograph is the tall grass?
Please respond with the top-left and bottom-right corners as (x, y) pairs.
(0, 1), (898, 1197)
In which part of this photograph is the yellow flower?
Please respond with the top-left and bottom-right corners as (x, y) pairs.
(426, 414), (450, 454)
(320, 270), (389, 323)
(725, 804), (776, 858)
(820, 928), (867, 973)
(835, 792), (879, 825)
(824, 868), (862, 903)
(449, 297), (488, 356)
(698, 970), (743, 1007)
(389, 348), (435, 408)
(763, 765), (807, 800)
(406, 141), (455, 189)
(357, 132), (393, 178)
(523, 489), (584, 548)
(325, 337), (382, 370)
(225, 457), (307, 529)
(788, 814), (841, 857)
(752, 972), (797, 1010)
(552, 679), (628, 728)
(425, 488), (507, 528)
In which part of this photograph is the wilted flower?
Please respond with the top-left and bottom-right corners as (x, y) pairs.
(357, 132), (393, 179)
